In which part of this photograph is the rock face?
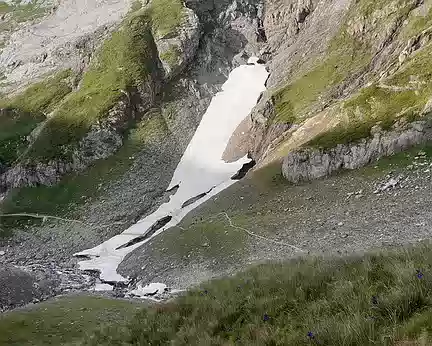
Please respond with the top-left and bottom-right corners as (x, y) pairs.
(231, 0), (432, 174)
(282, 121), (432, 183)
(155, 7), (201, 78)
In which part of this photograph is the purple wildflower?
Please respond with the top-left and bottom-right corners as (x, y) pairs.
(416, 270), (424, 279)
(263, 314), (270, 321)
(307, 331), (315, 339)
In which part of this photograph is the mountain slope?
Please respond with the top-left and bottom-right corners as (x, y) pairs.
(1, 0), (432, 331)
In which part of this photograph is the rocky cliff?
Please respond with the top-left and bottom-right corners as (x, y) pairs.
(232, 0), (432, 180)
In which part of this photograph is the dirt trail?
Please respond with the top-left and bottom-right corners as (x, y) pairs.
(118, 147), (432, 290)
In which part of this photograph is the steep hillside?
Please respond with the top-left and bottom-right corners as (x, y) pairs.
(1, 0), (432, 337)
(235, 0), (432, 175)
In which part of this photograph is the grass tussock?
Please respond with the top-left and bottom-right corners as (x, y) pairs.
(73, 244), (432, 346)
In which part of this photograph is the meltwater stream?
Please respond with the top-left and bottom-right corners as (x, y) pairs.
(75, 58), (269, 287)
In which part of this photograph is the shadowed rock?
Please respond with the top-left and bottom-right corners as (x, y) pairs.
(116, 215), (173, 250)
(231, 159), (256, 180)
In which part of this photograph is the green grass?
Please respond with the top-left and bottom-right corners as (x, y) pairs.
(272, 0), (421, 125)
(160, 45), (181, 70)
(0, 70), (74, 114)
(0, 295), (143, 346)
(26, 13), (159, 161)
(0, 70), (73, 167)
(148, 0), (185, 38)
(305, 38), (432, 149)
(77, 244), (432, 345)
(0, 112), (168, 232)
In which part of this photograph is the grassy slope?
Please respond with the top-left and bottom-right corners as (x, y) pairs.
(3, 247), (432, 345)
(26, 13), (158, 161)
(0, 295), (143, 346)
(0, 111), (168, 232)
(73, 245), (432, 346)
(307, 27), (432, 149)
(0, 70), (73, 167)
(0, 0), (185, 231)
(149, 0), (185, 38)
(273, 0), (432, 150)
(25, 0), (186, 162)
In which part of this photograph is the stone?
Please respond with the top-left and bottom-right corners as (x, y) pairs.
(282, 121), (432, 183)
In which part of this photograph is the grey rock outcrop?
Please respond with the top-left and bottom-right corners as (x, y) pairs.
(155, 7), (200, 78)
(282, 121), (432, 183)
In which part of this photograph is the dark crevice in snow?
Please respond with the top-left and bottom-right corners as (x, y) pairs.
(181, 187), (214, 208)
(231, 159), (256, 180)
(116, 215), (173, 250)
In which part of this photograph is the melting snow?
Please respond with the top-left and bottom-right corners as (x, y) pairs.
(75, 58), (269, 283)
(93, 283), (114, 291)
(130, 282), (167, 297)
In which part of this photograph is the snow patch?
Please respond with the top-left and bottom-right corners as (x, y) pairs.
(93, 283), (114, 291)
(75, 59), (269, 282)
(130, 282), (167, 297)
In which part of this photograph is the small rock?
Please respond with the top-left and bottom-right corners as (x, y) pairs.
(338, 222), (344, 226)
(0, 251), (5, 256)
